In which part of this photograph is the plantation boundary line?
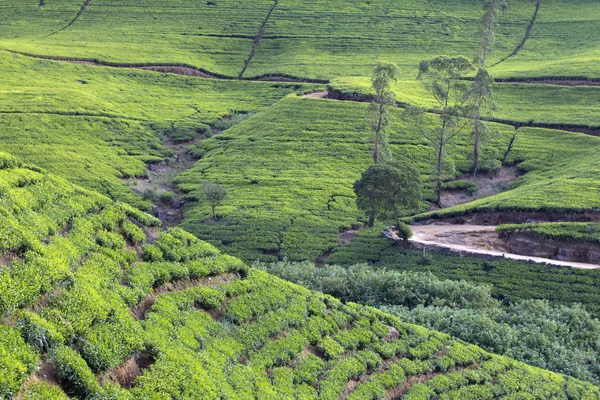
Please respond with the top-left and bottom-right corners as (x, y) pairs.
(0, 110), (145, 121)
(238, 0), (279, 79)
(45, 0), (93, 37)
(1, 48), (329, 84)
(491, 0), (542, 67)
(323, 91), (600, 136)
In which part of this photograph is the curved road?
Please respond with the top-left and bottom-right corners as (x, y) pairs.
(410, 224), (600, 270)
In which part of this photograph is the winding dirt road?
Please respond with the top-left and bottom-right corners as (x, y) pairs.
(410, 224), (600, 269)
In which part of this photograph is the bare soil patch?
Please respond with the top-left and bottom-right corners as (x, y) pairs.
(0, 251), (22, 268)
(124, 137), (199, 227)
(408, 224), (600, 269)
(440, 166), (521, 208)
(302, 91), (329, 99)
(108, 352), (155, 389)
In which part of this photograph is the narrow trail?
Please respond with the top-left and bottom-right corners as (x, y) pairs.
(408, 224), (600, 269)
(238, 0), (279, 79)
(45, 0), (93, 37)
(491, 0), (542, 67)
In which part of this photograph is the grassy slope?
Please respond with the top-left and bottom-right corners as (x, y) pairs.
(330, 77), (600, 128)
(176, 95), (513, 262)
(0, 152), (597, 399)
(490, 0), (600, 79)
(177, 94), (600, 262)
(0, 51), (321, 206)
(3, 0), (600, 79)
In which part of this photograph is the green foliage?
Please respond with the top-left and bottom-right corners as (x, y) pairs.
(442, 179), (479, 195)
(22, 381), (70, 400)
(497, 222), (600, 244)
(51, 345), (102, 398)
(354, 163), (422, 227)
(258, 261), (496, 310)
(0, 326), (38, 399)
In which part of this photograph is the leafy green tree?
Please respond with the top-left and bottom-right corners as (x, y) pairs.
(353, 163), (421, 227)
(368, 61), (400, 164)
(470, 67), (496, 177)
(406, 56), (475, 205)
(201, 181), (228, 220)
(477, 0), (508, 67)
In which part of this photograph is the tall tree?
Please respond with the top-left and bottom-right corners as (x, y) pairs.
(470, 67), (496, 177)
(406, 56), (475, 205)
(477, 0), (508, 67)
(353, 163), (421, 228)
(369, 61), (400, 164)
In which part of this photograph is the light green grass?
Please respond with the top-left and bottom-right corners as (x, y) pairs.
(177, 95), (515, 262)
(6, 0), (600, 79)
(0, 51), (321, 205)
(177, 95), (600, 262)
(330, 76), (600, 127)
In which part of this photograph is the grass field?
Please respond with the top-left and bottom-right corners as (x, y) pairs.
(3, 0), (600, 79)
(330, 77), (600, 128)
(177, 94), (600, 262)
(0, 51), (320, 206)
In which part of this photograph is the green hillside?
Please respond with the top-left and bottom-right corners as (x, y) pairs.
(3, 0), (600, 397)
(0, 50), (320, 206)
(3, 0), (600, 79)
(177, 95), (600, 262)
(1, 152), (598, 399)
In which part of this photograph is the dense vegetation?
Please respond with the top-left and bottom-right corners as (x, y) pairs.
(2, 154), (595, 398)
(326, 224), (600, 316)
(260, 261), (600, 384)
(178, 95), (600, 262)
(497, 222), (600, 244)
(3, 0), (600, 397)
(0, 51), (319, 207)
(3, 0), (600, 79)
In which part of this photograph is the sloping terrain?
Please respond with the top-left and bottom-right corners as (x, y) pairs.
(0, 50), (320, 207)
(0, 152), (598, 399)
(3, 0), (600, 79)
(177, 95), (600, 262)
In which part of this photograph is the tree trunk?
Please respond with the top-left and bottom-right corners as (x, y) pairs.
(403, 236), (409, 249)
(435, 137), (444, 206)
(368, 215), (375, 228)
(473, 109), (481, 178)
(212, 203), (216, 220)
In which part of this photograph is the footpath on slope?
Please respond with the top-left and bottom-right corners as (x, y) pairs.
(406, 224), (600, 270)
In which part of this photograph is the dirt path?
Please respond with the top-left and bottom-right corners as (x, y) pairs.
(238, 0), (279, 79)
(492, 0), (542, 67)
(302, 91), (329, 99)
(46, 0), (93, 37)
(409, 224), (600, 269)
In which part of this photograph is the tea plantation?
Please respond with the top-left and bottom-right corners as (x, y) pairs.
(0, 152), (598, 399)
(3, 0), (600, 397)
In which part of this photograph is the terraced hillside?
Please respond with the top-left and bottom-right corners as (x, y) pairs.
(0, 50), (321, 207)
(2, 0), (600, 79)
(1, 152), (598, 399)
(177, 95), (600, 262)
